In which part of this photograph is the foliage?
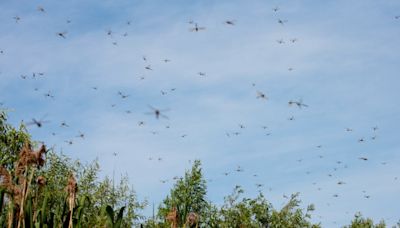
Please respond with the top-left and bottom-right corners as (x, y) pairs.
(0, 111), (31, 170)
(343, 212), (387, 228)
(0, 111), (146, 227)
(219, 186), (320, 228)
(157, 160), (208, 227)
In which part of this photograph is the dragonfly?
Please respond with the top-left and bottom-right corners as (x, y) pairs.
(278, 19), (288, 25)
(57, 31), (67, 39)
(190, 23), (206, 32)
(76, 132), (85, 139)
(288, 99), (308, 108)
(13, 16), (21, 23)
(118, 91), (130, 99)
(145, 105), (169, 119)
(37, 6), (46, 13)
(276, 39), (285, 44)
(256, 91), (268, 100)
(26, 115), (49, 128)
(224, 20), (236, 26)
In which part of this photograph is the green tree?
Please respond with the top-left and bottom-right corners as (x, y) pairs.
(343, 212), (386, 228)
(269, 192), (320, 228)
(0, 111), (146, 227)
(0, 111), (31, 170)
(220, 187), (320, 228)
(158, 160), (208, 227)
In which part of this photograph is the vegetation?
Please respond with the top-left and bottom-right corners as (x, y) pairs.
(1, 111), (399, 227)
(0, 111), (145, 227)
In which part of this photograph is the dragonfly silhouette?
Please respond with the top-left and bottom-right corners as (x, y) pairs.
(288, 99), (308, 108)
(146, 105), (169, 119)
(189, 23), (206, 32)
(27, 115), (49, 128)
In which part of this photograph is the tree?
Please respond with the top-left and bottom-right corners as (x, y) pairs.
(0, 111), (146, 227)
(157, 160), (209, 227)
(0, 111), (31, 170)
(343, 212), (386, 228)
(219, 186), (320, 228)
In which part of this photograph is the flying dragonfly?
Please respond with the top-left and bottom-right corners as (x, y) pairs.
(20, 75), (27, 79)
(118, 91), (130, 99)
(57, 31), (67, 39)
(13, 16), (21, 23)
(145, 65), (153, 70)
(37, 6), (46, 13)
(26, 115), (49, 128)
(76, 132), (85, 139)
(32, 72), (45, 78)
(106, 29), (113, 37)
(44, 91), (54, 99)
(190, 23), (206, 32)
(164, 59), (171, 63)
(290, 38), (298, 43)
(198, 72), (206, 76)
(224, 20), (236, 26)
(359, 157), (368, 161)
(146, 105), (169, 119)
(278, 19), (288, 25)
(288, 99), (308, 108)
(272, 7), (279, 12)
(256, 91), (268, 100)
(232, 131), (241, 136)
(60, 121), (69, 127)
(276, 39), (285, 44)
(65, 140), (73, 145)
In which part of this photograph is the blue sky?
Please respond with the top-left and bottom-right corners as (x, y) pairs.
(1, 0), (400, 226)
